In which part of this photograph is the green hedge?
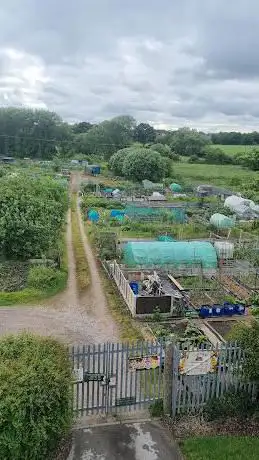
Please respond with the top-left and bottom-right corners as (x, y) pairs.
(0, 333), (73, 460)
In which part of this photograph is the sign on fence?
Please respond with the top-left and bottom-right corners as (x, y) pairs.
(128, 355), (160, 371)
(179, 350), (218, 375)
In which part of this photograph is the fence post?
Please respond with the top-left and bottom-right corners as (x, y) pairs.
(163, 341), (174, 416)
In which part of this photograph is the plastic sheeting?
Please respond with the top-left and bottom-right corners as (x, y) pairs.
(87, 209), (99, 222)
(210, 213), (235, 229)
(170, 183), (182, 192)
(123, 241), (218, 268)
(224, 195), (255, 217)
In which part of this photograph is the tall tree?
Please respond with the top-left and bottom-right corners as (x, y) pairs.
(133, 123), (156, 144)
(170, 128), (211, 157)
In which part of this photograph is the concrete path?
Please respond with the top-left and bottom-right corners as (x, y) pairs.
(69, 421), (182, 460)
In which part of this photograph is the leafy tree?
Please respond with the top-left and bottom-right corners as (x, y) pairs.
(203, 146), (233, 164)
(75, 116), (135, 159)
(133, 123), (156, 144)
(72, 121), (94, 134)
(0, 175), (68, 259)
(170, 128), (211, 157)
(121, 147), (167, 182)
(0, 108), (72, 159)
(150, 143), (172, 157)
(235, 148), (259, 170)
(109, 148), (133, 176)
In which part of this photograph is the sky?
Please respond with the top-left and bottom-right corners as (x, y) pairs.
(0, 0), (259, 131)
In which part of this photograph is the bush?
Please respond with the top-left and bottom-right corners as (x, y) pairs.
(0, 333), (73, 460)
(204, 389), (256, 421)
(28, 266), (65, 290)
(149, 399), (164, 417)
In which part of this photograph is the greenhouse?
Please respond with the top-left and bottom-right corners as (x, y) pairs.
(123, 241), (218, 269)
(210, 213), (235, 229)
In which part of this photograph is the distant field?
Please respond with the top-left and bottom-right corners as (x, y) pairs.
(174, 162), (256, 187)
(212, 144), (255, 156)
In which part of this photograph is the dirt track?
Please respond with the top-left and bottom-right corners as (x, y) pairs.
(0, 175), (118, 345)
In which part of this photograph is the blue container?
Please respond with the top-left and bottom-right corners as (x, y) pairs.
(199, 305), (213, 318)
(234, 303), (245, 315)
(129, 281), (139, 295)
(212, 304), (223, 316)
(223, 302), (235, 316)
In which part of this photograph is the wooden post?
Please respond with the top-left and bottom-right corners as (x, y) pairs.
(163, 342), (174, 416)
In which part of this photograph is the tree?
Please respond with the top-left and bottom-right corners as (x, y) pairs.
(0, 175), (68, 259)
(0, 108), (73, 159)
(109, 148), (133, 176)
(150, 143), (172, 157)
(75, 116), (135, 159)
(121, 147), (167, 182)
(236, 148), (259, 170)
(72, 121), (93, 134)
(203, 146), (233, 164)
(170, 128), (211, 157)
(133, 123), (156, 144)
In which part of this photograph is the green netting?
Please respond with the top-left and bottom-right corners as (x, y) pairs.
(157, 235), (175, 241)
(210, 213), (235, 229)
(123, 241), (218, 268)
(125, 206), (186, 223)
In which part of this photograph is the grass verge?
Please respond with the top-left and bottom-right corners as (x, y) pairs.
(71, 193), (90, 292)
(180, 436), (259, 460)
(99, 266), (143, 342)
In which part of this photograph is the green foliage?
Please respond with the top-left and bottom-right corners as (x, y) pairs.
(122, 148), (167, 182)
(152, 307), (162, 322)
(133, 122), (156, 144)
(228, 320), (259, 381)
(0, 174), (68, 259)
(28, 266), (65, 290)
(170, 128), (211, 157)
(0, 332), (73, 460)
(236, 148), (259, 170)
(204, 389), (256, 421)
(203, 145), (233, 164)
(81, 196), (124, 211)
(150, 143), (172, 157)
(0, 107), (73, 159)
(75, 116), (135, 159)
(95, 231), (117, 260)
(109, 147), (133, 176)
(149, 399), (164, 417)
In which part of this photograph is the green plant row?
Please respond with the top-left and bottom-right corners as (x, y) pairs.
(71, 194), (90, 291)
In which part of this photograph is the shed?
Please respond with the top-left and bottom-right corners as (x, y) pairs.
(123, 241), (218, 269)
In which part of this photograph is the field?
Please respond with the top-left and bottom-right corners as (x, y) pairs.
(212, 144), (255, 156)
(180, 436), (259, 460)
(174, 162), (257, 187)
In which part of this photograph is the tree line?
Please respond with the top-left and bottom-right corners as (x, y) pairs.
(0, 107), (259, 170)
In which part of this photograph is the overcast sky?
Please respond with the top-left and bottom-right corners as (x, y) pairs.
(0, 0), (259, 131)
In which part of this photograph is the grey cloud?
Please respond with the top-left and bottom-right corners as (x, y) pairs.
(0, 0), (259, 129)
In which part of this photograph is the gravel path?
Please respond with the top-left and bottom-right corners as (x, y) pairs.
(0, 188), (119, 345)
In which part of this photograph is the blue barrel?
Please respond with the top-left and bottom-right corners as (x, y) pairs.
(129, 281), (139, 295)
(223, 302), (235, 316)
(199, 305), (213, 318)
(212, 304), (223, 317)
(234, 303), (245, 315)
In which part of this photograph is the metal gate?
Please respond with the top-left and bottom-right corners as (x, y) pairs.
(70, 341), (164, 415)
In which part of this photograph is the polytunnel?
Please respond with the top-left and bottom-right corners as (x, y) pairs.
(122, 241), (218, 268)
(210, 213), (235, 229)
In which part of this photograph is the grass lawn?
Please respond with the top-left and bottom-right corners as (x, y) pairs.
(174, 162), (257, 187)
(212, 144), (255, 156)
(180, 436), (259, 460)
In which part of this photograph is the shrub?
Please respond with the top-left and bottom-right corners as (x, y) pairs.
(149, 399), (164, 417)
(204, 389), (256, 421)
(28, 266), (65, 290)
(0, 333), (73, 460)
